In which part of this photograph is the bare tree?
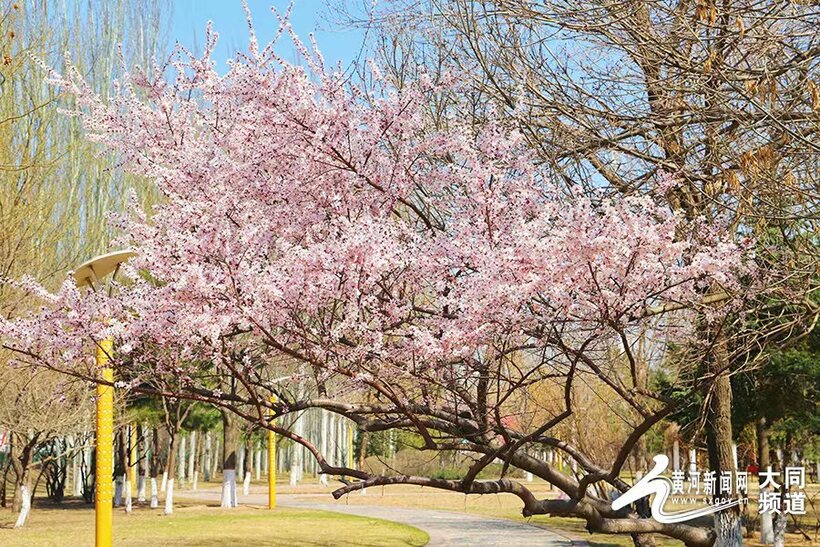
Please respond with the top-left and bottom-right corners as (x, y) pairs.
(0, 367), (92, 526)
(342, 1), (819, 544)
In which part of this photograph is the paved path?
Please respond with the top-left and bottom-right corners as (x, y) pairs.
(183, 488), (579, 546)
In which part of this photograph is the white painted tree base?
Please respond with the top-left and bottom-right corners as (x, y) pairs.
(125, 476), (132, 513)
(137, 475), (147, 502)
(114, 477), (123, 507)
(14, 486), (31, 528)
(221, 470), (237, 508)
(164, 479), (174, 515)
(150, 478), (159, 508)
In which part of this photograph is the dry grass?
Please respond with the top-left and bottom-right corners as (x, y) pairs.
(276, 476), (819, 546)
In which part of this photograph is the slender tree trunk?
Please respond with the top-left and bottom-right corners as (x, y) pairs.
(706, 331), (742, 547)
(757, 417), (774, 544)
(160, 428), (168, 493)
(238, 443), (245, 482)
(150, 427), (160, 508)
(203, 431), (212, 483)
(254, 441), (261, 481)
(358, 428), (370, 470)
(114, 431), (125, 508)
(772, 434), (793, 547)
(243, 438), (252, 495)
(137, 425), (147, 502)
(192, 431), (201, 491)
(211, 436), (220, 480)
(319, 410), (329, 486)
(71, 435), (82, 497)
(9, 434), (38, 527)
(2, 457), (10, 507)
(164, 430), (177, 515)
(13, 468), (32, 528)
(177, 433), (186, 488)
(629, 345), (656, 547)
(84, 442), (94, 503)
(187, 432), (196, 489)
(221, 412), (239, 508)
(10, 433), (35, 513)
(124, 427), (133, 513)
(773, 505), (787, 547)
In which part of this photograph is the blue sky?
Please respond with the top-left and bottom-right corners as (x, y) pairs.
(168, 1), (366, 73)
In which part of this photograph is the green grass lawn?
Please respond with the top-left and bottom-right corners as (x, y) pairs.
(0, 501), (429, 547)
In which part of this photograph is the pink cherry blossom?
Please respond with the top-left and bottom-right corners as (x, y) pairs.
(1, 14), (754, 396)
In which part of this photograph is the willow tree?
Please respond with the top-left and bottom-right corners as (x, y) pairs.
(0, 0), (166, 302)
(0, 0), (167, 524)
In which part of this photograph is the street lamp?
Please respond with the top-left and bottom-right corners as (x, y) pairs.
(73, 250), (135, 547)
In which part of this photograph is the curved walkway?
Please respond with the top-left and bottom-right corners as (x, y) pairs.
(184, 487), (579, 546)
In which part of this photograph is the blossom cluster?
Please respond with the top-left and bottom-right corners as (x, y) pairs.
(0, 14), (753, 389)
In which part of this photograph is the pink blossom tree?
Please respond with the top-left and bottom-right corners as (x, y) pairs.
(1, 11), (759, 545)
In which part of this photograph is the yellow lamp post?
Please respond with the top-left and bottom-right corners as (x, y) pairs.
(129, 424), (137, 491)
(95, 339), (114, 546)
(74, 250), (135, 547)
(268, 397), (276, 510)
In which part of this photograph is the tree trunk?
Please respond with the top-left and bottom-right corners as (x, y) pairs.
(238, 443), (245, 482)
(706, 331), (742, 547)
(243, 439), (252, 495)
(772, 509), (787, 547)
(319, 410), (329, 486)
(158, 427), (168, 493)
(177, 433), (186, 488)
(137, 425), (147, 502)
(672, 440), (680, 472)
(211, 436), (220, 480)
(10, 433), (37, 526)
(72, 435), (82, 497)
(290, 414), (301, 486)
(9, 433), (35, 513)
(773, 435), (794, 547)
(124, 427), (134, 512)
(203, 431), (212, 483)
(192, 431), (201, 491)
(757, 417), (774, 544)
(150, 427), (160, 508)
(2, 458), (10, 507)
(13, 473), (32, 528)
(358, 428), (370, 470)
(187, 431), (196, 489)
(221, 411), (239, 508)
(254, 441), (261, 481)
(83, 443), (94, 503)
(164, 430), (177, 515)
(629, 348), (657, 547)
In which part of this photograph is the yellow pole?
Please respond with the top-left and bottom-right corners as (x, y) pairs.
(268, 396), (276, 510)
(129, 424), (137, 491)
(95, 339), (114, 547)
